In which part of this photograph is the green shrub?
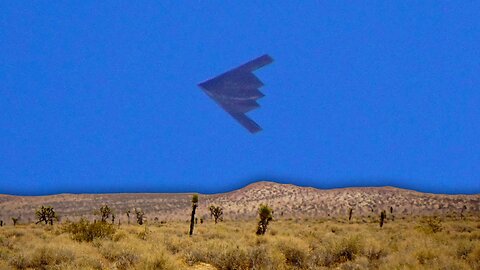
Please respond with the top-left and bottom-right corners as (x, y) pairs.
(62, 218), (116, 242)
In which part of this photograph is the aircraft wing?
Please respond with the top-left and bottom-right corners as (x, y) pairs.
(198, 54), (273, 133)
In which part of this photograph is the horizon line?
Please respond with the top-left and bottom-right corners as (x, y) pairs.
(1, 180), (479, 197)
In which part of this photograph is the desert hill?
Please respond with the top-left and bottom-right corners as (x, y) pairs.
(0, 181), (478, 224)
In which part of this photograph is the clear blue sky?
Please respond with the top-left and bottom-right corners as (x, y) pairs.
(1, 2), (479, 195)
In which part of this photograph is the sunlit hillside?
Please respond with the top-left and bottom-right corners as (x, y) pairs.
(1, 182), (479, 223)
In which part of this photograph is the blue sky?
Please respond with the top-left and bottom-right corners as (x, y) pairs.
(1, 2), (479, 195)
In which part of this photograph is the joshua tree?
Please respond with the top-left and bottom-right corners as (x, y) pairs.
(460, 205), (467, 219)
(0, 220), (3, 227)
(380, 210), (386, 228)
(125, 210), (131, 224)
(256, 204), (273, 235)
(189, 194), (199, 236)
(111, 213), (115, 225)
(35, 205), (57, 225)
(135, 208), (145, 225)
(348, 208), (353, 221)
(11, 217), (19, 226)
(209, 205), (224, 224)
(96, 205), (112, 222)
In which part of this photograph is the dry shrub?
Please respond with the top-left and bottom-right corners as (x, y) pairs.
(329, 226), (342, 234)
(113, 231), (127, 242)
(0, 247), (11, 261)
(334, 236), (363, 262)
(468, 245), (480, 269)
(184, 248), (204, 266)
(276, 240), (308, 268)
(0, 236), (14, 250)
(142, 253), (176, 270)
(164, 235), (193, 255)
(419, 217), (443, 234)
(74, 256), (104, 270)
(183, 240), (250, 270)
(29, 246), (75, 268)
(0, 261), (10, 270)
(100, 242), (139, 270)
(468, 231), (480, 241)
(62, 219), (116, 242)
(9, 254), (28, 269)
(456, 240), (474, 260)
(451, 223), (473, 233)
(415, 248), (438, 265)
(255, 236), (269, 245)
(312, 235), (363, 267)
(3, 230), (24, 238)
(9, 246), (75, 270)
(363, 239), (387, 262)
(212, 246), (249, 270)
(248, 245), (274, 270)
(339, 256), (369, 270)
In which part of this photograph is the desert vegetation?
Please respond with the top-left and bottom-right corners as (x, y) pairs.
(35, 206), (57, 225)
(0, 182), (479, 269)
(256, 204), (273, 235)
(96, 205), (113, 223)
(11, 217), (19, 227)
(134, 208), (145, 226)
(209, 205), (223, 224)
(0, 215), (479, 269)
(190, 194), (199, 236)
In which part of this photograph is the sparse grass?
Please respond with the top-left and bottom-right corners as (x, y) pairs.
(0, 217), (479, 269)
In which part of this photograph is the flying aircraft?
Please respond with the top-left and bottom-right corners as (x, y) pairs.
(198, 54), (273, 133)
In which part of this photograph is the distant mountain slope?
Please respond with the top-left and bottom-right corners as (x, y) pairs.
(0, 181), (478, 223)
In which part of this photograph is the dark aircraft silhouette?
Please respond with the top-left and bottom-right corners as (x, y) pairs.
(198, 54), (273, 133)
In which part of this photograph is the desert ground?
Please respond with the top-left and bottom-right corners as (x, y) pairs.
(0, 217), (479, 269)
(0, 181), (479, 269)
